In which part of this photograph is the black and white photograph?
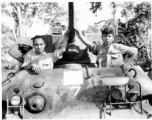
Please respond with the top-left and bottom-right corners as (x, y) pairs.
(1, 1), (152, 119)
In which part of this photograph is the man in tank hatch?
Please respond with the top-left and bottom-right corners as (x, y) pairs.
(21, 31), (69, 73)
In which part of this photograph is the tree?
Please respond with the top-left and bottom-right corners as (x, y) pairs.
(121, 2), (135, 21)
(110, 2), (120, 20)
(118, 2), (151, 70)
(86, 25), (100, 33)
(89, 2), (102, 14)
(1, 2), (67, 39)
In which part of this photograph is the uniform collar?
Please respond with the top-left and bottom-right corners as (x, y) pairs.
(35, 51), (46, 56)
(102, 43), (112, 49)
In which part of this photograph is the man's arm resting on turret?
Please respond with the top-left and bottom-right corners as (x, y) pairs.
(21, 53), (41, 73)
(21, 53), (32, 70)
(125, 47), (138, 65)
(115, 43), (138, 66)
(75, 29), (94, 50)
(57, 32), (69, 56)
(53, 30), (69, 62)
(21, 63), (41, 73)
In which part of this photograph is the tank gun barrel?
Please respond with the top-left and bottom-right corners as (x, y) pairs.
(68, 2), (75, 43)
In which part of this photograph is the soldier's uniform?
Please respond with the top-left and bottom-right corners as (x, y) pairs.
(22, 49), (62, 70)
(90, 42), (138, 67)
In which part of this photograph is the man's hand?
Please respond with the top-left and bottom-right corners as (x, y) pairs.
(74, 28), (94, 50)
(122, 63), (128, 73)
(32, 64), (41, 73)
(74, 28), (82, 38)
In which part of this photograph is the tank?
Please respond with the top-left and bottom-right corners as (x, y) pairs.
(2, 2), (152, 119)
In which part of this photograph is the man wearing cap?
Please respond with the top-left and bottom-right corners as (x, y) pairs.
(21, 31), (69, 73)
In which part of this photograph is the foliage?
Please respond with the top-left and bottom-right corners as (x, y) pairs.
(89, 2), (102, 13)
(86, 25), (100, 33)
(134, 2), (151, 21)
(89, 2), (151, 71)
(1, 23), (11, 34)
(121, 2), (135, 21)
(118, 2), (151, 70)
(1, 2), (67, 36)
(110, 2), (120, 19)
(20, 2), (67, 25)
(1, 23), (15, 58)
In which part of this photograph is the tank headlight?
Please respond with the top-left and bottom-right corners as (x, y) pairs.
(111, 87), (122, 100)
(10, 95), (21, 106)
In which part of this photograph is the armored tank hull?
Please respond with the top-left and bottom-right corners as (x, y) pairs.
(2, 65), (152, 119)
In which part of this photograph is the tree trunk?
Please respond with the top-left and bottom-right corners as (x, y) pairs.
(12, 29), (17, 40)
(6, 3), (17, 40)
(17, 5), (22, 37)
